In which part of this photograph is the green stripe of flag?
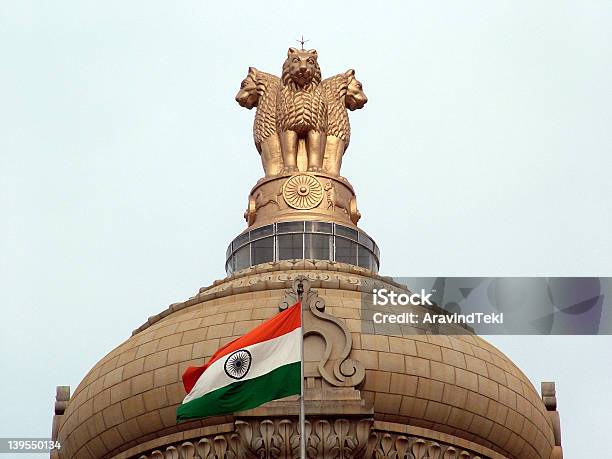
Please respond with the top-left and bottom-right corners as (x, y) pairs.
(176, 361), (300, 421)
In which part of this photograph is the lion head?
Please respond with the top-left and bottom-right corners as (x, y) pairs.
(235, 67), (259, 109)
(344, 69), (368, 111)
(281, 48), (322, 88)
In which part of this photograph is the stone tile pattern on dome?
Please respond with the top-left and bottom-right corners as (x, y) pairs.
(56, 290), (280, 458)
(323, 289), (554, 458)
(55, 266), (555, 459)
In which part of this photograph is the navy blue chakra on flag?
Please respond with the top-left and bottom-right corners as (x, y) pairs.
(224, 349), (252, 380)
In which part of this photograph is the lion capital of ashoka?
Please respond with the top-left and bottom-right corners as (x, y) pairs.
(235, 47), (367, 177)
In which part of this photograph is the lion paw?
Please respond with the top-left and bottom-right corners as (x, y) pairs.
(282, 166), (299, 173)
(307, 166), (322, 172)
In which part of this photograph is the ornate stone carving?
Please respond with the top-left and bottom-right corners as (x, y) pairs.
(135, 418), (487, 459)
(283, 174), (325, 210)
(133, 264), (406, 335)
(365, 434), (483, 459)
(244, 186), (285, 226)
(324, 180), (345, 213)
(256, 187), (283, 210)
(279, 277), (365, 388)
(242, 172), (360, 228)
(323, 180), (361, 224)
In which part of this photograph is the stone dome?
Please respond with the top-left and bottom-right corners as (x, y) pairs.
(55, 262), (556, 459)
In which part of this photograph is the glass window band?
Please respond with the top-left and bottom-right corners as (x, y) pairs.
(226, 221), (379, 275)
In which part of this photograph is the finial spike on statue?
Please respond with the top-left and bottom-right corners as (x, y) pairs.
(296, 35), (309, 50)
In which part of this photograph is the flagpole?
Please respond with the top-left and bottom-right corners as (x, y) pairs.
(297, 281), (305, 459)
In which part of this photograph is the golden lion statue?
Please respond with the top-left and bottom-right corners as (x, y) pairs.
(276, 48), (327, 173)
(321, 69), (368, 176)
(236, 49), (367, 178)
(235, 67), (282, 177)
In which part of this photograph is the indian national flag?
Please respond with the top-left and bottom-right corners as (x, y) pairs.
(176, 302), (302, 421)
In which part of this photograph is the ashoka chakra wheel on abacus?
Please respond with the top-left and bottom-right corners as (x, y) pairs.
(282, 174), (324, 210)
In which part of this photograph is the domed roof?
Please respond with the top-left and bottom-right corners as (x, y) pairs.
(55, 262), (555, 459)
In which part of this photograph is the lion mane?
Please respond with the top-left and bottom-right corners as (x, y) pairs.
(277, 52), (326, 134)
(280, 56), (322, 88)
(249, 68), (280, 153)
(322, 71), (352, 147)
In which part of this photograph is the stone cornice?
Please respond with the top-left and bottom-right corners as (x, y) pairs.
(131, 260), (409, 336)
(113, 417), (504, 459)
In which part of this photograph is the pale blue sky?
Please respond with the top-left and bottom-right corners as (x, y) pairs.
(1, 1), (610, 457)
